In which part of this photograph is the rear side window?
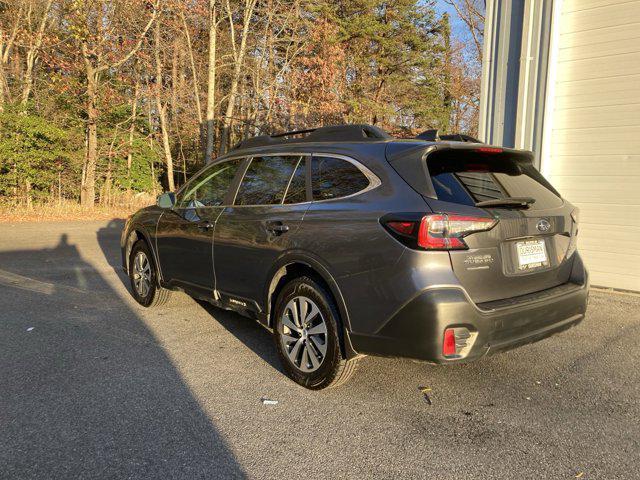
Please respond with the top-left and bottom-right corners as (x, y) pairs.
(428, 152), (563, 210)
(284, 157), (308, 204)
(311, 156), (370, 201)
(235, 155), (300, 205)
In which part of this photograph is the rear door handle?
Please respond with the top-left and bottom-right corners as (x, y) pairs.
(267, 222), (290, 234)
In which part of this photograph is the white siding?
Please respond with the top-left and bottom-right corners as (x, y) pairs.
(547, 0), (640, 291)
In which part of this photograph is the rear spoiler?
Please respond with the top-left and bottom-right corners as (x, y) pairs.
(385, 142), (535, 200)
(415, 129), (481, 143)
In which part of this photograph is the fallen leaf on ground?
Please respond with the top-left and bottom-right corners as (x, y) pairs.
(418, 386), (432, 405)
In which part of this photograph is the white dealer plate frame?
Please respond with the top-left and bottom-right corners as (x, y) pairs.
(516, 239), (548, 270)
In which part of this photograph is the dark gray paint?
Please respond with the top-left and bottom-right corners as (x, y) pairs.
(122, 138), (588, 362)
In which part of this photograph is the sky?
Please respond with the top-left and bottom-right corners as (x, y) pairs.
(433, 0), (473, 41)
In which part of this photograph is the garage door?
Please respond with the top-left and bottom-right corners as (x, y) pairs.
(545, 0), (640, 291)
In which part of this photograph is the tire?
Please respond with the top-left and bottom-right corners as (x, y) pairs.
(128, 239), (171, 308)
(272, 276), (358, 389)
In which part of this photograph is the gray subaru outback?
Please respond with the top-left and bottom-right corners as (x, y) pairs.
(121, 124), (588, 389)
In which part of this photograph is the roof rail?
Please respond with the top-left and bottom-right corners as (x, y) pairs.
(232, 124), (391, 151)
(415, 129), (481, 143)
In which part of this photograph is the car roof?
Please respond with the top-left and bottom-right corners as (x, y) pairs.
(210, 124), (515, 166)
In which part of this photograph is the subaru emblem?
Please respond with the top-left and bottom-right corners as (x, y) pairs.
(536, 219), (551, 232)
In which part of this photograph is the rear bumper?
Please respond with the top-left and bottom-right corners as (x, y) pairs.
(349, 267), (589, 363)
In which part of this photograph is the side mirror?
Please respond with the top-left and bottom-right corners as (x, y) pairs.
(157, 192), (176, 209)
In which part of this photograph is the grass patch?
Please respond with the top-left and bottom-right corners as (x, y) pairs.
(0, 194), (155, 223)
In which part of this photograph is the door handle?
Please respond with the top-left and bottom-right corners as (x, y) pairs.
(197, 221), (214, 231)
(267, 222), (290, 234)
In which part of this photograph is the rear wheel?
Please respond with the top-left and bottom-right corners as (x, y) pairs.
(129, 240), (171, 307)
(273, 277), (358, 389)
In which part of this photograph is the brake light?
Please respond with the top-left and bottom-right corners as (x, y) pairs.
(417, 214), (497, 250)
(476, 147), (503, 154)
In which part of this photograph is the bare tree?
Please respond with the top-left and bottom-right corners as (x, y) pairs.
(75, 0), (159, 206)
(153, 15), (175, 191)
(0, 1), (23, 111)
(444, 0), (484, 62)
(218, 0), (258, 154)
(205, 0), (219, 162)
(20, 0), (54, 107)
(180, 9), (203, 127)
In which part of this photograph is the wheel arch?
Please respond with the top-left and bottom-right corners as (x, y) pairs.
(123, 223), (162, 283)
(264, 254), (360, 359)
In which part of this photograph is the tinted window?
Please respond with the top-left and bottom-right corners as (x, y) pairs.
(284, 157), (308, 204)
(428, 153), (563, 210)
(235, 156), (300, 206)
(178, 159), (242, 208)
(311, 156), (370, 201)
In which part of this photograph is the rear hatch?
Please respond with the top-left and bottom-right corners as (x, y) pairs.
(389, 144), (579, 304)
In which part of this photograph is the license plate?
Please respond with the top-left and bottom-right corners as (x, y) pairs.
(516, 239), (548, 270)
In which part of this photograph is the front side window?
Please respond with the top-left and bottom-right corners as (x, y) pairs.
(235, 155), (302, 206)
(311, 156), (370, 201)
(177, 159), (243, 208)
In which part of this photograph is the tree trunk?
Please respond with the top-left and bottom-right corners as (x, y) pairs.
(127, 79), (140, 188)
(154, 21), (175, 191)
(0, 54), (5, 113)
(21, 0), (53, 108)
(219, 0), (257, 155)
(1, 4), (24, 112)
(147, 87), (157, 196)
(25, 178), (32, 209)
(170, 38), (179, 120)
(205, 0), (217, 162)
(81, 69), (98, 207)
(104, 157), (112, 206)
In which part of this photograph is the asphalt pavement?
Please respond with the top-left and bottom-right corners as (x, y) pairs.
(0, 220), (638, 479)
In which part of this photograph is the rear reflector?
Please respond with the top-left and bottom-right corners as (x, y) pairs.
(443, 329), (456, 356)
(442, 327), (475, 358)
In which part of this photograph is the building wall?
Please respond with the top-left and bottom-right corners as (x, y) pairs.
(544, 0), (640, 291)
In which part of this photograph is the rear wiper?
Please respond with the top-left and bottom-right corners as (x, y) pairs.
(475, 197), (536, 208)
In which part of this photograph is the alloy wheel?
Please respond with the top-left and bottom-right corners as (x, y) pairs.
(279, 295), (328, 372)
(133, 251), (152, 298)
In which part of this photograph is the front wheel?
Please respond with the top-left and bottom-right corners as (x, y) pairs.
(128, 240), (171, 307)
(273, 277), (358, 389)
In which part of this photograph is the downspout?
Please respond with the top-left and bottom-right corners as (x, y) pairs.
(540, 0), (564, 178)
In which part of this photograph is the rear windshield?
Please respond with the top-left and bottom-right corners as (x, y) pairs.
(427, 150), (563, 210)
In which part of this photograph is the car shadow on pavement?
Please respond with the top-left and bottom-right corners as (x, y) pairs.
(97, 219), (285, 375)
(196, 300), (285, 374)
(0, 228), (246, 479)
(98, 218), (129, 288)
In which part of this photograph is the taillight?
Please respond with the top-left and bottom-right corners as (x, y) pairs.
(386, 221), (415, 236)
(571, 209), (579, 232)
(567, 208), (580, 258)
(417, 214), (496, 250)
(383, 213), (497, 251)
